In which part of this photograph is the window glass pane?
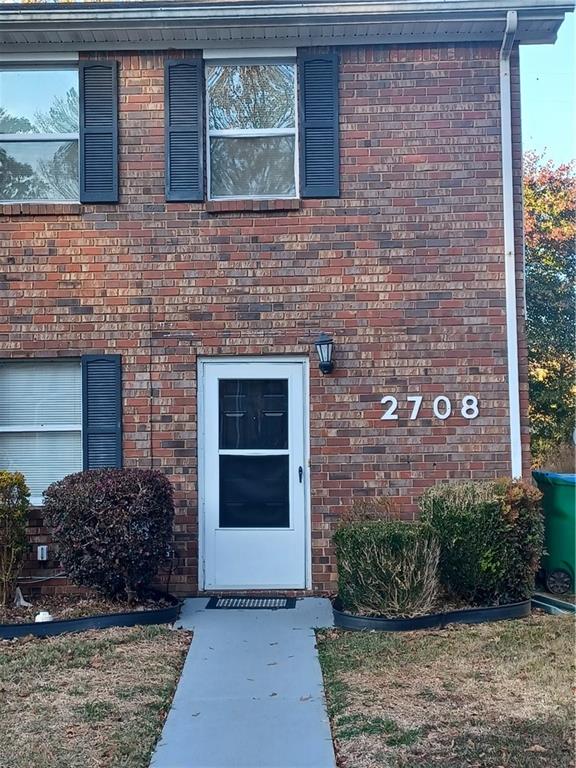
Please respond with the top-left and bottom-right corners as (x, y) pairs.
(219, 455), (289, 528)
(207, 64), (295, 130)
(0, 360), (81, 427)
(0, 140), (79, 201)
(210, 136), (295, 198)
(0, 431), (82, 503)
(219, 379), (288, 450)
(0, 69), (79, 134)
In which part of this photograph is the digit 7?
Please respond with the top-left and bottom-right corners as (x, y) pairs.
(407, 395), (423, 420)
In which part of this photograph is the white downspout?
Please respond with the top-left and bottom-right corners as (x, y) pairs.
(500, 10), (523, 478)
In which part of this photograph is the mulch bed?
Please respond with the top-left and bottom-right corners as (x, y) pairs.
(0, 594), (172, 625)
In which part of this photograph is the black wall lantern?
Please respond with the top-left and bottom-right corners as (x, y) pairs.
(315, 333), (334, 374)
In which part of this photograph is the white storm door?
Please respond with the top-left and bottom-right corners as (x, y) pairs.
(200, 360), (308, 590)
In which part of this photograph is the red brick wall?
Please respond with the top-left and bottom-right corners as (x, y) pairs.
(1, 44), (528, 596)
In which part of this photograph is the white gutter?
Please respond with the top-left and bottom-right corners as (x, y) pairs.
(0, 0), (572, 25)
(500, 10), (523, 478)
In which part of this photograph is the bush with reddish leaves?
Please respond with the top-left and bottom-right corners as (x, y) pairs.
(43, 469), (174, 601)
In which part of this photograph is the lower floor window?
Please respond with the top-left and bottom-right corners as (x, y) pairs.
(0, 360), (82, 505)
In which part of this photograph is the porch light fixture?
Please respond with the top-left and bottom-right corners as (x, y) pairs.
(314, 333), (334, 375)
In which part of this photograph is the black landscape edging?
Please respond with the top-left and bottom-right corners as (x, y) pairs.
(0, 594), (182, 640)
(532, 593), (576, 615)
(332, 598), (531, 631)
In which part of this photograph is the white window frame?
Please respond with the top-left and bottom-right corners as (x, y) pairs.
(205, 56), (299, 201)
(0, 359), (82, 506)
(0, 61), (80, 204)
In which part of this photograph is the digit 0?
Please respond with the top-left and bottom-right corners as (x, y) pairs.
(432, 396), (452, 420)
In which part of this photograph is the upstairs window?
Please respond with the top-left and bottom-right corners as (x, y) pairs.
(0, 67), (79, 202)
(206, 62), (297, 200)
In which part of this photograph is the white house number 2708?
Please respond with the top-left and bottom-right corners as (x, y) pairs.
(380, 395), (479, 421)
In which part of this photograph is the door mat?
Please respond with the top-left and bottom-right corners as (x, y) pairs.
(205, 597), (296, 610)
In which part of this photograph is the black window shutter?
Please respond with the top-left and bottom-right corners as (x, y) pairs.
(298, 51), (340, 198)
(81, 355), (123, 470)
(79, 61), (119, 203)
(165, 59), (204, 201)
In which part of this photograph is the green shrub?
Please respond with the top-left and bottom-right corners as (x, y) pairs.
(0, 470), (30, 607)
(419, 479), (544, 605)
(338, 495), (401, 526)
(333, 521), (440, 617)
(43, 469), (174, 601)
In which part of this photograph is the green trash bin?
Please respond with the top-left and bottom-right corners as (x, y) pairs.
(532, 470), (576, 594)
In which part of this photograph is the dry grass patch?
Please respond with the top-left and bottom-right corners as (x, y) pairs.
(317, 614), (575, 768)
(0, 625), (191, 768)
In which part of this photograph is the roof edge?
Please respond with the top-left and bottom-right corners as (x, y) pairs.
(0, 0), (572, 50)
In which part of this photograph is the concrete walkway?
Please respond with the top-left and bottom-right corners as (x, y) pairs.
(151, 598), (336, 768)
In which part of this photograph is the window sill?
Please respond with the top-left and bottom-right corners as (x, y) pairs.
(205, 199), (301, 214)
(1, 203), (83, 217)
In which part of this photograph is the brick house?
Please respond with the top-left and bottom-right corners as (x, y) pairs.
(0, 0), (571, 596)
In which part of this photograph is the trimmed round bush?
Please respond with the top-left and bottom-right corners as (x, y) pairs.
(43, 469), (174, 601)
(419, 478), (544, 605)
(333, 521), (440, 617)
(0, 470), (30, 607)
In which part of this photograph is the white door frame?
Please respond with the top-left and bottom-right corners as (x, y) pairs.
(197, 356), (311, 591)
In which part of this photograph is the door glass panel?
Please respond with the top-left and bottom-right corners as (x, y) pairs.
(219, 455), (289, 528)
(219, 379), (288, 449)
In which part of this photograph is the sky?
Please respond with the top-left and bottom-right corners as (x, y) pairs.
(520, 12), (575, 166)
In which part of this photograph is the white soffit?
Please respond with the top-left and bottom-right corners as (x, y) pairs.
(0, 1), (572, 51)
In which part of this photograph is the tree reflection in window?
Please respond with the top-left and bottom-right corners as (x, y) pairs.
(208, 64), (295, 131)
(0, 147), (47, 200)
(210, 136), (295, 198)
(206, 62), (297, 199)
(0, 74), (79, 202)
(0, 140), (78, 201)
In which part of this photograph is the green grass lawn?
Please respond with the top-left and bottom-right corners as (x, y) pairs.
(317, 614), (575, 768)
(0, 625), (191, 768)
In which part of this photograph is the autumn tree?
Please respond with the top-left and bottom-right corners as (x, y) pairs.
(523, 152), (576, 459)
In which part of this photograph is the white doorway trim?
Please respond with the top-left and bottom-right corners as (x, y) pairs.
(197, 356), (311, 591)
